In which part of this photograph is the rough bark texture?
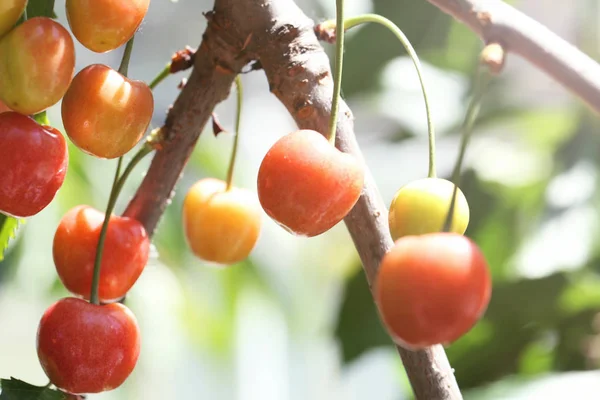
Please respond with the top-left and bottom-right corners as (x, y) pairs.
(124, 0), (600, 399)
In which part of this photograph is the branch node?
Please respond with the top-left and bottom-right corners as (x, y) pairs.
(480, 42), (506, 74)
(170, 46), (197, 73)
(314, 20), (337, 44)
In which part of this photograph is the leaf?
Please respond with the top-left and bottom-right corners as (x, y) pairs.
(26, 0), (57, 19)
(0, 378), (70, 400)
(0, 214), (23, 262)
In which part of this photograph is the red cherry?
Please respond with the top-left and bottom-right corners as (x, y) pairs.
(53, 205), (150, 303)
(37, 297), (141, 394)
(375, 233), (491, 350)
(257, 129), (364, 237)
(0, 112), (68, 218)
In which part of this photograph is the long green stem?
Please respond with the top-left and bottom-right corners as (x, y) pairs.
(441, 65), (492, 232)
(225, 75), (243, 191)
(339, 14), (436, 177)
(89, 144), (154, 305)
(118, 37), (136, 77)
(149, 64), (171, 90)
(327, 0), (346, 145)
(90, 157), (122, 305)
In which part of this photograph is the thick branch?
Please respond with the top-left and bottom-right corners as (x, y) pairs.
(216, 2), (462, 399)
(123, 18), (252, 232)
(428, 0), (600, 113)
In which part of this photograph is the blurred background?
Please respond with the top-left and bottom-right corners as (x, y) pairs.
(2, 0), (600, 398)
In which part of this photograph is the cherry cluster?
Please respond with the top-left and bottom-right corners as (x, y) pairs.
(0, 0), (151, 395)
(0, 0), (493, 396)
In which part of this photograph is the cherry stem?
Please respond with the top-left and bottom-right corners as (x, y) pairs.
(89, 143), (155, 305)
(337, 14), (436, 177)
(90, 157), (122, 305)
(327, 0), (346, 145)
(149, 64), (171, 90)
(441, 62), (492, 233)
(225, 75), (243, 191)
(118, 36), (136, 78)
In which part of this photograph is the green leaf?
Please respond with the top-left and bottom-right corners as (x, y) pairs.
(0, 378), (69, 400)
(26, 0), (57, 19)
(0, 214), (23, 262)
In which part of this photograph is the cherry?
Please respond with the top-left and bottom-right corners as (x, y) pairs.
(0, 0), (26, 37)
(37, 297), (141, 394)
(183, 178), (261, 265)
(0, 112), (68, 218)
(375, 232), (491, 350)
(0, 17), (75, 115)
(257, 129), (364, 237)
(53, 205), (150, 303)
(388, 177), (469, 241)
(66, 0), (150, 53)
(0, 99), (11, 113)
(61, 64), (154, 159)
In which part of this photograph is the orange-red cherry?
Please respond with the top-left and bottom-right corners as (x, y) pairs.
(53, 205), (150, 303)
(257, 129), (364, 237)
(183, 178), (262, 265)
(0, 112), (68, 218)
(375, 233), (491, 350)
(0, 17), (75, 115)
(61, 64), (154, 159)
(0, 0), (27, 38)
(37, 297), (141, 394)
(66, 0), (150, 53)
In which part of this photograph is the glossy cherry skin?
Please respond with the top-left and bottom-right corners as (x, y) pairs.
(61, 64), (154, 159)
(388, 178), (470, 241)
(0, 99), (10, 113)
(0, 112), (68, 218)
(183, 178), (262, 265)
(37, 297), (141, 394)
(53, 205), (150, 303)
(0, 0), (27, 37)
(66, 0), (150, 53)
(257, 129), (364, 237)
(0, 17), (75, 115)
(375, 233), (491, 350)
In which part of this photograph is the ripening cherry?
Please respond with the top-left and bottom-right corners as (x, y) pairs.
(0, 0), (27, 38)
(183, 178), (261, 265)
(37, 297), (141, 394)
(0, 99), (11, 113)
(61, 64), (154, 159)
(388, 177), (469, 241)
(257, 129), (364, 237)
(53, 205), (150, 303)
(0, 112), (68, 218)
(66, 0), (150, 53)
(375, 232), (491, 350)
(0, 17), (75, 115)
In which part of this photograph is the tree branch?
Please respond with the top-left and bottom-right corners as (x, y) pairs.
(122, 16), (253, 230)
(124, 0), (463, 398)
(427, 0), (600, 113)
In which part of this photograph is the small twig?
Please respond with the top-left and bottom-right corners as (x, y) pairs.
(426, 0), (600, 113)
